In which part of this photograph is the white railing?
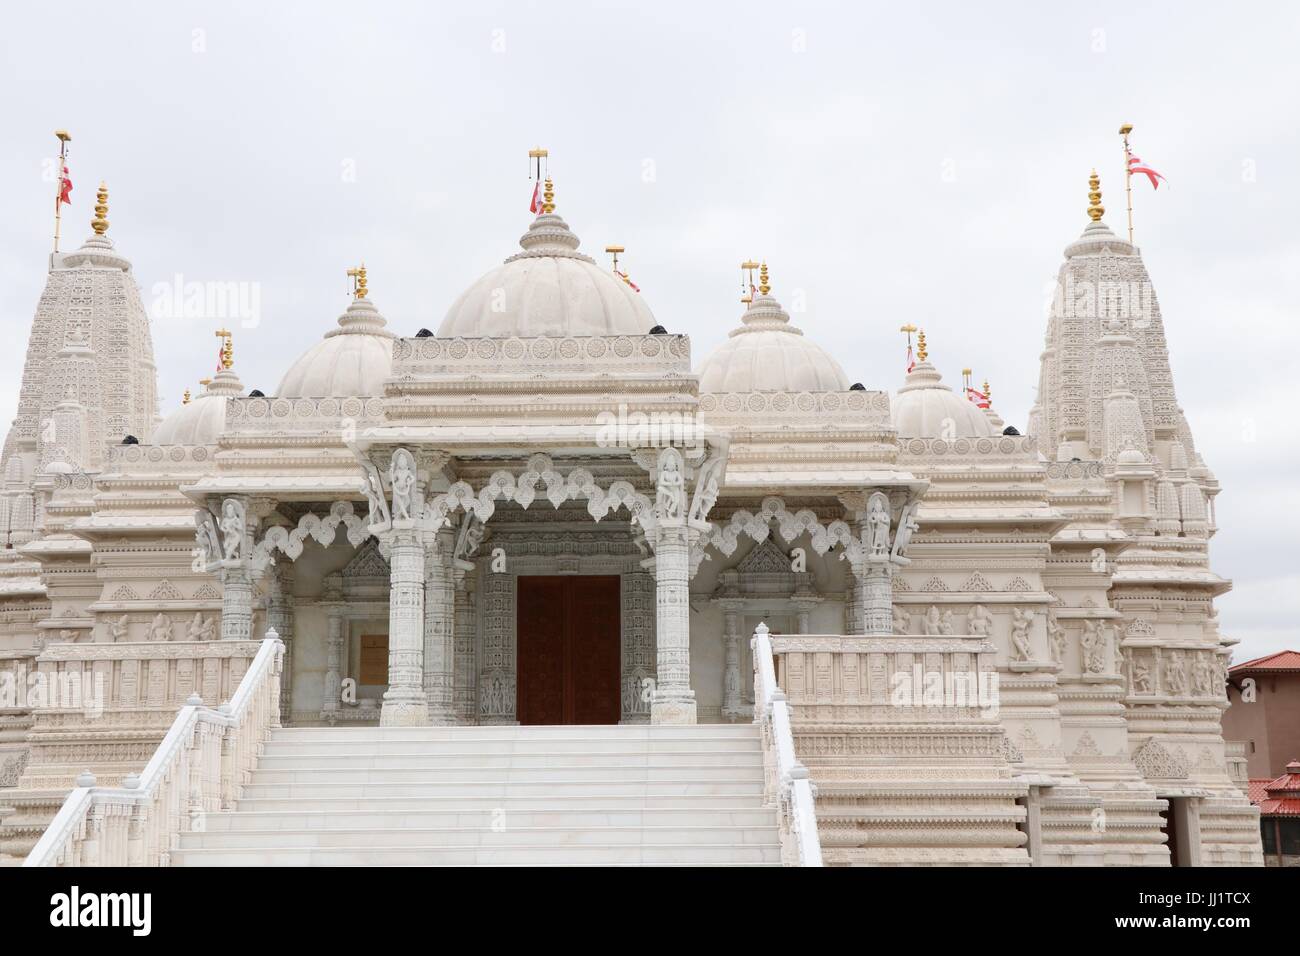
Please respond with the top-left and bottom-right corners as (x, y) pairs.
(22, 631), (284, 867)
(751, 622), (823, 867)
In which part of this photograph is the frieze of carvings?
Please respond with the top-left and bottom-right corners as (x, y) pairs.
(0, 750), (29, 787)
(224, 395), (385, 431)
(392, 332), (690, 374)
(962, 572), (993, 592)
(251, 500), (371, 570)
(921, 577), (949, 592)
(708, 495), (853, 558)
(192, 583), (220, 601)
(1131, 738), (1189, 780)
(147, 579), (183, 601)
(1005, 576), (1033, 593)
(898, 435), (1038, 458)
(108, 585), (140, 602)
(699, 387), (890, 425)
(425, 453), (654, 535)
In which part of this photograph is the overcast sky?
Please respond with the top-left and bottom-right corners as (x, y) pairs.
(1, 1), (1296, 660)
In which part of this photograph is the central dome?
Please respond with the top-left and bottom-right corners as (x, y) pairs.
(698, 288), (849, 394)
(438, 211), (656, 338)
(278, 296), (395, 399)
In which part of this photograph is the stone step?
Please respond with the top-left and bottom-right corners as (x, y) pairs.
(170, 843), (783, 866)
(239, 780), (765, 799)
(179, 824), (780, 849)
(261, 737), (762, 756)
(208, 807), (778, 830)
(254, 751), (764, 770)
(235, 794), (765, 812)
(248, 765), (758, 784)
(269, 725), (758, 742)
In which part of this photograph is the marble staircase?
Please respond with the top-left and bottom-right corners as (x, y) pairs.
(171, 724), (782, 866)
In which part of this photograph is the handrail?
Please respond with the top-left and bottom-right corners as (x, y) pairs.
(23, 631), (284, 867)
(751, 622), (822, 867)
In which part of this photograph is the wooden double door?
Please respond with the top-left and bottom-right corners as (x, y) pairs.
(516, 575), (621, 725)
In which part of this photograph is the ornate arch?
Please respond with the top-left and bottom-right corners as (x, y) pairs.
(251, 500), (371, 570)
(707, 495), (854, 557)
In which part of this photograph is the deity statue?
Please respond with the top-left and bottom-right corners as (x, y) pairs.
(1192, 654), (1213, 696)
(1166, 650), (1187, 696)
(1047, 610), (1065, 664)
(1010, 607), (1034, 662)
(892, 606), (910, 635)
(389, 449), (416, 521)
(939, 609), (954, 636)
(967, 604), (993, 637)
(867, 493), (891, 557)
(362, 460), (391, 528)
(195, 509), (221, 567)
(1080, 620), (1105, 674)
(689, 452), (725, 524)
(655, 449), (684, 522)
(922, 605), (943, 636)
(890, 502), (919, 561)
(149, 613), (174, 643)
(1133, 656), (1153, 694)
(220, 498), (244, 561)
(110, 614), (130, 643)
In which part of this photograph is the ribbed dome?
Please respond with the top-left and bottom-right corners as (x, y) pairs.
(698, 291), (849, 393)
(438, 212), (655, 338)
(278, 297), (395, 399)
(892, 361), (995, 438)
(152, 367), (243, 445)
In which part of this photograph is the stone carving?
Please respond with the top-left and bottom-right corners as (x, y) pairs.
(220, 498), (245, 561)
(1132, 738), (1189, 779)
(688, 450), (725, 525)
(922, 606), (943, 636)
(967, 604), (992, 636)
(890, 501), (920, 562)
(962, 572), (993, 592)
(1047, 610), (1065, 664)
(1165, 650), (1187, 696)
(1192, 653), (1213, 697)
(361, 459), (391, 528)
(892, 606), (910, 635)
(1010, 607), (1033, 662)
(110, 614), (130, 642)
(655, 447), (685, 524)
(1133, 655), (1154, 694)
(1080, 620), (1106, 674)
(195, 509), (221, 567)
(389, 448), (417, 521)
(866, 492), (891, 556)
(186, 613), (216, 642)
(148, 613), (174, 643)
(939, 609), (954, 635)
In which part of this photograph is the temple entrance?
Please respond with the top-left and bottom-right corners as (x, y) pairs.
(516, 575), (621, 725)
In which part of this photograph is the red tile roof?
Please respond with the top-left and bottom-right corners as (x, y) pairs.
(1247, 778), (1271, 804)
(1258, 761), (1300, 817)
(1229, 650), (1300, 674)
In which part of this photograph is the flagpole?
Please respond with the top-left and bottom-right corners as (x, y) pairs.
(53, 130), (71, 254)
(1119, 123), (1134, 243)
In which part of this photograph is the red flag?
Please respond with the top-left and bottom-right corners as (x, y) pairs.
(906, 345), (915, 373)
(966, 386), (990, 409)
(529, 180), (542, 214)
(59, 164), (72, 204)
(216, 344), (225, 374)
(615, 269), (640, 293)
(1128, 154), (1166, 190)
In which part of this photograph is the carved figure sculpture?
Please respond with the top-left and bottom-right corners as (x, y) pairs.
(967, 604), (993, 636)
(389, 449), (416, 521)
(1010, 607), (1034, 662)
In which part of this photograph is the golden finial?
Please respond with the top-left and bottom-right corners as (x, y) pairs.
(215, 328), (233, 370)
(916, 330), (928, 363)
(91, 182), (109, 235)
(961, 367), (972, 376)
(1087, 169), (1105, 222)
(983, 379), (991, 402)
(605, 245), (624, 273)
(758, 262), (770, 296)
(198, 378), (211, 387)
(346, 264), (370, 299)
(542, 177), (555, 214)
(182, 389), (191, 405)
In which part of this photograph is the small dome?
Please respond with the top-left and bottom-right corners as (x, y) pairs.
(698, 290), (849, 393)
(438, 212), (655, 338)
(892, 361), (995, 438)
(152, 367), (243, 445)
(278, 297), (395, 399)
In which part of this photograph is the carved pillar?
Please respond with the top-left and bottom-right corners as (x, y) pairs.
(651, 524), (696, 724)
(322, 607), (343, 718)
(719, 600), (745, 721)
(844, 585), (863, 636)
(620, 569), (654, 724)
(266, 563), (295, 721)
(219, 566), (253, 642)
(423, 528), (456, 724)
(381, 524), (428, 726)
(453, 564), (478, 724)
(860, 565), (893, 636)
